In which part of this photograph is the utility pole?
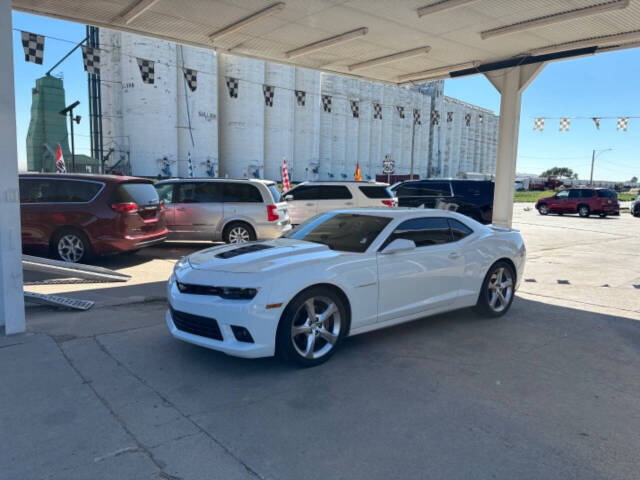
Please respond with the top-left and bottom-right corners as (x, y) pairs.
(590, 149), (595, 186)
(409, 119), (416, 180)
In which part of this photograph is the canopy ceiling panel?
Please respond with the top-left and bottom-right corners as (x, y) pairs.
(12, 0), (640, 84)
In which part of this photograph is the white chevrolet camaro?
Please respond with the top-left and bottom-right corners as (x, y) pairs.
(167, 209), (526, 366)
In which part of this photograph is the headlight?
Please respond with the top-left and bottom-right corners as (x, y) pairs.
(174, 256), (189, 273)
(174, 282), (258, 300)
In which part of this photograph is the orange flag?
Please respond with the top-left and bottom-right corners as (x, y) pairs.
(354, 162), (361, 181)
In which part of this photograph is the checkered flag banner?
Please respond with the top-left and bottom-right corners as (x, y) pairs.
(226, 77), (238, 98)
(617, 117), (629, 131)
(373, 103), (382, 120)
(322, 95), (332, 113)
(295, 90), (306, 106)
(592, 117), (600, 130)
(263, 84), (275, 107)
(81, 45), (100, 75)
(446, 111), (453, 123)
(464, 113), (471, 127)
(431, 110), (440, 125)
(182, 68), (197, 92)
(479, 114), (483, 124)
(413, 109), (421, 125)
(187, 152), (194, 178)
(21, 31), (45, 65)
(136, 58), (155, 84)
(396, 106), (405, 119)
(559, 118), (570, 132)
(533, 118), (545, 131)
(350, 100), (359, 118)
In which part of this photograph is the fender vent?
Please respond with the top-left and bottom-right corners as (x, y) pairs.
(215, 244), (273, 259)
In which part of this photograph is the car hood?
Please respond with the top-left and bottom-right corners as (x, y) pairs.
(187, 238), (343, 273)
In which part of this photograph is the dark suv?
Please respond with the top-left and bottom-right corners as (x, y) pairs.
(392, 179), (494, 224)
(535, 188), (620, 217)
(20, 174), (168, 262)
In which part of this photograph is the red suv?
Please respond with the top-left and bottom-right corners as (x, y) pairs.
(20, 174), (168, 262)
(535, 188), (620, 218)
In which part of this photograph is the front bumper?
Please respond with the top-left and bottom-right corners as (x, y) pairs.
(166, 276), (282, 358)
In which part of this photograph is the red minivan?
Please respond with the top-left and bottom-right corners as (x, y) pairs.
(20, 174), (168, 263)
(535, 187), (620, 218)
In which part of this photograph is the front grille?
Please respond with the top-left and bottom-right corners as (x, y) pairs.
(170, 307), (223, 341)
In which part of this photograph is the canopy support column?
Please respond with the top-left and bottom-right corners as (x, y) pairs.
(1, 0), (26, 334)
(485, 63), (545, 228)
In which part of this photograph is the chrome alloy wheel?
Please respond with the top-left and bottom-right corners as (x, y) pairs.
(57, 234), (85, 263)
(291, 296), (341, 360)
(487, 267), (513, 313)
(538, 204), (549, 215)
(228, 226), (250, 244)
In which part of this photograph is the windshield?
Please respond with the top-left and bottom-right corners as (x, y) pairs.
(283, 212), (391, 253)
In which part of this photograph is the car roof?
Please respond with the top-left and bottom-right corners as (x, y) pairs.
(296, 180), (389, 186)
(19, 173), (150, 183)
(155, 177), (275, 185)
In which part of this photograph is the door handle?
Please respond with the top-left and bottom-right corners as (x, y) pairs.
(305, 203), (314, 207)
(448, 252), (460, 259)
(345, 202), (354, 205)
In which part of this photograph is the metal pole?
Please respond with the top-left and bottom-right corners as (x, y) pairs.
(409, 119), (416, 180)
(46, 36), (88, 76)
(589, 149), (595, 186)
(69, 112), (76, 172)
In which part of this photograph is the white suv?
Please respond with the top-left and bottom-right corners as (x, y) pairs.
(284, 181), (397, 225)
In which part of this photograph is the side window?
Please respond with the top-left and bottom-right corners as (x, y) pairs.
(581, 189), (595, 198)
(155, 184), (174, 204)
(449, 219), (473, 241)
(288, 185), (322, 200)
(384, 217), (451, 249)
(398, 182), (451, 197)
(556, 190), (569, 199)
(175, 183), (199, 203)
(194, 182), (221, 202)
(223, 183), (263, 203)
(322, 186), (352, 200)
(19, 179), (101, 203)
(568, 190), (581, 198)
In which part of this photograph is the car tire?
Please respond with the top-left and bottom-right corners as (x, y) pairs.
(52, 228), (92, 263)
(538, 204), (549, 215)
(222, 222), (256, 244)
(578, 205), (590, 217)
(474, 261), (516, 318)
(276, 286), (347, 367)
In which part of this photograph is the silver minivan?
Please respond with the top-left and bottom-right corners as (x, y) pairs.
(154, 179), (291, 243)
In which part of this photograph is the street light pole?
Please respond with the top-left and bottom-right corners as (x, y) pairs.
(59, 101), (81, 173)
(589, 148), (613, 186)
(409, 119), (416, 180)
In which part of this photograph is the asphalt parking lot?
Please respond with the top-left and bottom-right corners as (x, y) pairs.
(4, 205), (640, 479)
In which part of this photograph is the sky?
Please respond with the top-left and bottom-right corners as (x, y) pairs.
(12, 11), (640, 182)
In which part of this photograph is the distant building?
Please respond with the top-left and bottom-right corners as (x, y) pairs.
(99, 29), (499, 181)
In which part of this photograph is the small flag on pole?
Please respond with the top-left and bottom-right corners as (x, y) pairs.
(55, 143), (66, 173)
(21, 31), (45, 64)
(295, 90), (306, 106)
(182, 68), (197, 92)
(559, 118), (571, 132)
(446, 111), (453, 123)
(81, 45), (100, 75)
(373, 103), (382, 120)
(354, 162), (362, 181)
(188, 152), (194, 178)
(322, 95), (332, 113)
(226, 77), (239, 98)
(464, 113), (471, 127)
(592, 117), (600, 130)
(533, 118), (545, 131)
(617, 117), (629, 131)
(136, 58), (155, 84)
(281, 158), (291, 192)
(413, 109), (421, 125)
(350, 100), (359, 118)
(396, 106), (405, 119)
(263, 84), (275, 107)
(431, 110), (440, 125)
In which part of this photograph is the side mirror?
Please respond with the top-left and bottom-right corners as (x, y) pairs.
(285, 194), (294, 201)
(381, 238), (416, 255)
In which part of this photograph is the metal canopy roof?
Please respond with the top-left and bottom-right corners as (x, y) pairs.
(12, 0), (640, 84)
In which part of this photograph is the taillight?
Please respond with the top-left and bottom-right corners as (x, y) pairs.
(267, 204), (279, 222)
(111, 202), (138, 213)
(382, 199), (396, 207)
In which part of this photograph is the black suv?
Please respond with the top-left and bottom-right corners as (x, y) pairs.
(392, 179), (494, 224)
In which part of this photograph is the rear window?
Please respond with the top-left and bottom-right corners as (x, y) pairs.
(111, 182), (159, 206)
(596, 189), (617, 198)
(452, 181), (494, 197)
(267, 184), (281, 203)
(359, 186), (393, 199)
(20, 178), (103, 203)
(396, 182), (451, 197)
